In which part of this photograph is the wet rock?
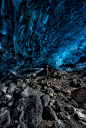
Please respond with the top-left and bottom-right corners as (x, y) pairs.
(43, 105), (58, 121)
(71, 87), (86, 103)
(12, 95), (43, 128)
(0, 109), (10, 128)
(65, 105), (75, 114)
(41, 94), (50, 107)
(58, 111), (70, 120)
(20, 86), (45, 98)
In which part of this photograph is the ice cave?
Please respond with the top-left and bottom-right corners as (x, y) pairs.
(0, 0), (86, 73)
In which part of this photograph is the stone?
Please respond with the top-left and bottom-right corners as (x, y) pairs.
(51, 100), (61, 112)
(0, 86), (8, 94)
(12, 95), (43, 128)
(0, 109), (10, 128)
(17, 122), (28, 128)
(49, 93), (54, 98)
(20, 86), (45, 98)
(46, 88), (54, 94)
(41, 94), (50, 107)
(58, 111), (70, 120)
(71, 99), (78, 108)
(51, 120), (65, 128)
(43, 105), (58, 121)
(65, 105), (75, 114)
(52, 71), (57, 78)
(79, 120), (86, 128)
(57, 70), (67, 78)
(70, 79), (78, 87)
(71, 87), (86, 103)
(8, 101), (14, 107)
(83, 103), (86, 110)
(75, 108), (86, 122)
(44, 86), (47, 90)
(49, 100), (55, 106)
(8, 83), (16, 93)
(5, 94), (12, 101)
(54, 86), (61, 92)
(4, 79), (13, 85)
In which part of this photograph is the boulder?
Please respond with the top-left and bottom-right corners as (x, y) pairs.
(12, 95), (43, 128)
(58, 111), (70, 120)
(75, 108), (86, 122)
(7, 83), (16, 94)
(41, 94), (50, 107)
(71, 87), (86, 103)
(20, 86), (45, 98)
(43, 105), (58, 121)
(0, 109), (10, 128)
(65, 105), (75, 115)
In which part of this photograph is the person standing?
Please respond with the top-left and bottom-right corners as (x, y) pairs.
(46, 65), (49, 78)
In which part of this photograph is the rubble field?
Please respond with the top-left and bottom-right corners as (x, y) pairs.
(0, 68), (86, 128)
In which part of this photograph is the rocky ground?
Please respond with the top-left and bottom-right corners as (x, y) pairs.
(0, 68), (86, 128)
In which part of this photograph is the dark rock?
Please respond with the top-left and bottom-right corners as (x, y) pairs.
(41, 94), (50, 107)
(70, 79), (78, 87)
(71, 87), (86, 103)
(46, 88), (54, 94)
(0, 109), (10, 128)
(50, 120), (65, 128)
(7, 83), (16, 94)
(8, 101), (14, 107)
(12, 95), (43, 128)
(58, 111), (70, 120)
(54, 86), (61, 92)
(0, 86), (8, 94)
(20, 86), (45, 98)
(75, 108), (86, 122)
(65, 105), (75, 114)
(17, 122), (28, 128)
(53, 100), (62, 112)
(43, 105), (58, 121)
(71, 99), (78, 108)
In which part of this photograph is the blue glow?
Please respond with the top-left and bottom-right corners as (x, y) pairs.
(1, 0), (86, 71)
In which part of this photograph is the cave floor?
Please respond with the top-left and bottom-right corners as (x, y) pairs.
(1, 67), (86, 128)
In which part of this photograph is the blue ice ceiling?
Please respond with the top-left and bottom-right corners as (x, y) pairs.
(0, 0), (86, 71)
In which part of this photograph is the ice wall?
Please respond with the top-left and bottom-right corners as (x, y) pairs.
(0, 0), (86, 70)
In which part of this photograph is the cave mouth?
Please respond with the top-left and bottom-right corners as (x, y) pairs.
(0, 0), (86, 73)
